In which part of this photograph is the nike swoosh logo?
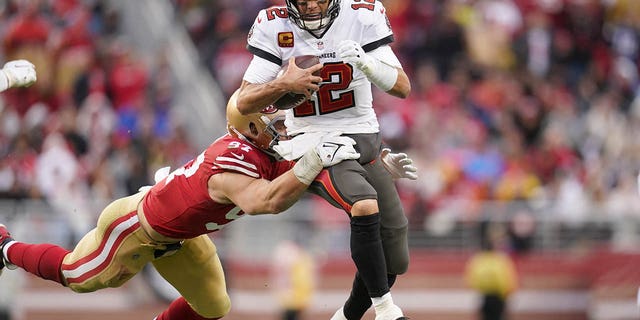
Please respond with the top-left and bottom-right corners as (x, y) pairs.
(230, 152), (245, 160)
(322, 142), (343, 162)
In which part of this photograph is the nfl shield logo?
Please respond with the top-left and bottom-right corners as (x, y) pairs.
(317, 41), (324, 50)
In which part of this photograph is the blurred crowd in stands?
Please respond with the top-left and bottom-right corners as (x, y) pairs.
(2, 0), (640, 238)
(0, 0), (197, 234)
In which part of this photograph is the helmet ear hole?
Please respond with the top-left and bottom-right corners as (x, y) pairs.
(249, 122), (259, 136)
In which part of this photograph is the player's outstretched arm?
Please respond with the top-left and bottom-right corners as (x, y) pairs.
(211, 135), (359, 215)
(0, 59), (37, 92)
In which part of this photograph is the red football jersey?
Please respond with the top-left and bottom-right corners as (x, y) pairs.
(141, 134), (294, 239)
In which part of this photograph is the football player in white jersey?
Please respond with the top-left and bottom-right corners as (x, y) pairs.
(236, 1), (412, 319)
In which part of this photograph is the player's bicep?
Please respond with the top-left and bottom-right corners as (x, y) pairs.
(243, 55), (282, 84)
(209, 171), (270, 210)
(368, 45), (402, 69)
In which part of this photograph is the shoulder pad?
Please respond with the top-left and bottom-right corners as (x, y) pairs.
(248, 7), (291, 60)
(345, 0), (389, 26)
(214, 140), (263, 178)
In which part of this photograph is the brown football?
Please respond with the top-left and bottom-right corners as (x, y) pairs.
(273, 55), (321, 110)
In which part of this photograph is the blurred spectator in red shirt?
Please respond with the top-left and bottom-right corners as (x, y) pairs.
(106, 39), (149, 112)
(2, 0), (54, 114)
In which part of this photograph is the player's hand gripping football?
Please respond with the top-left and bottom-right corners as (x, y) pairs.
(279, 56), (323, 99)
(2, 59), (36, 88)
(381, 148), (418, 180)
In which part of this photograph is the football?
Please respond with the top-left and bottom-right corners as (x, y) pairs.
(273, 55), (321, 110)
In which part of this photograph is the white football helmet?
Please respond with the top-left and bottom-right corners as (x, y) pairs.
(226, 90), (288, 157)
(285, 0), (340, 33)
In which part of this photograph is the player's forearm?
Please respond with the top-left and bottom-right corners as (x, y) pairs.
(363, 63), (411, 98)
(245, 149), (324, 214)
(386, 68), (411, 99)
(246, 171), (310, 215)
(237, 80), (288, 115)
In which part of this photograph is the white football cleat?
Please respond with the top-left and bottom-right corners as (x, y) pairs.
(330, 307), (348, 320)
(374, 302), (404, 320)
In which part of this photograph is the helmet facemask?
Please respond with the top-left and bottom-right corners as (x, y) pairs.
(227, 100), (289, 159)
(252, 112), (289, 153)
(286, 0), (340, 35)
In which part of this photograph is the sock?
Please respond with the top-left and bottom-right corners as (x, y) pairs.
(371, 292), (392, 308)
(6, 242), (69, 284)
(350, 213), (389, 298)
(344, 273), (398, 319)
(156, 297), (220, 320)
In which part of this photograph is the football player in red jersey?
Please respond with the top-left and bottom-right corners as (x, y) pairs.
(236, 0), (413, 319)
(0, 89), (362, 320)
(0, 59), (37, 92)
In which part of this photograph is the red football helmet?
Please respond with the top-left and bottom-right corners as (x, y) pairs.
(226, 90), (288, 156)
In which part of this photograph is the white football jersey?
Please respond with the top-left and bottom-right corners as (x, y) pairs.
(243, 0), (397, 136)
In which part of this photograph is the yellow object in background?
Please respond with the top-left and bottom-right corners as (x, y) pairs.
(465, 251), (518, 299)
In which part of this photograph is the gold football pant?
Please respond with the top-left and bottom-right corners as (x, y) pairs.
(60, 191), (230, 318)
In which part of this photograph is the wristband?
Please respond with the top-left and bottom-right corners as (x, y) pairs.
(362, 59), (398, 92)
(292, 149), (323, 185)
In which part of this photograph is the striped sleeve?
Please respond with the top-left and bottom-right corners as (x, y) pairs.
(213, 154), (261, 178)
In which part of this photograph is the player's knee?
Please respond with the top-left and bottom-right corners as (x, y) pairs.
(385, 242), (409, 275)
(67, 282), (102, 293)
(194, 293), (231, 318)
(387, 252), (409, 275)
(66, 277), (115, 293)
(68, 284), (91, 293)
(350, 198), (378, 216)
(382, 225), (409, 275)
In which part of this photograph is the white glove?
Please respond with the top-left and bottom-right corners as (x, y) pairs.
(2, 59), (36, 88)
(337, 40), (397, 91)
(337, 40), (376, 74)
(315, 134), (360, 167)
(380, 148), (418, 180)
(293, 133), (360, 185)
